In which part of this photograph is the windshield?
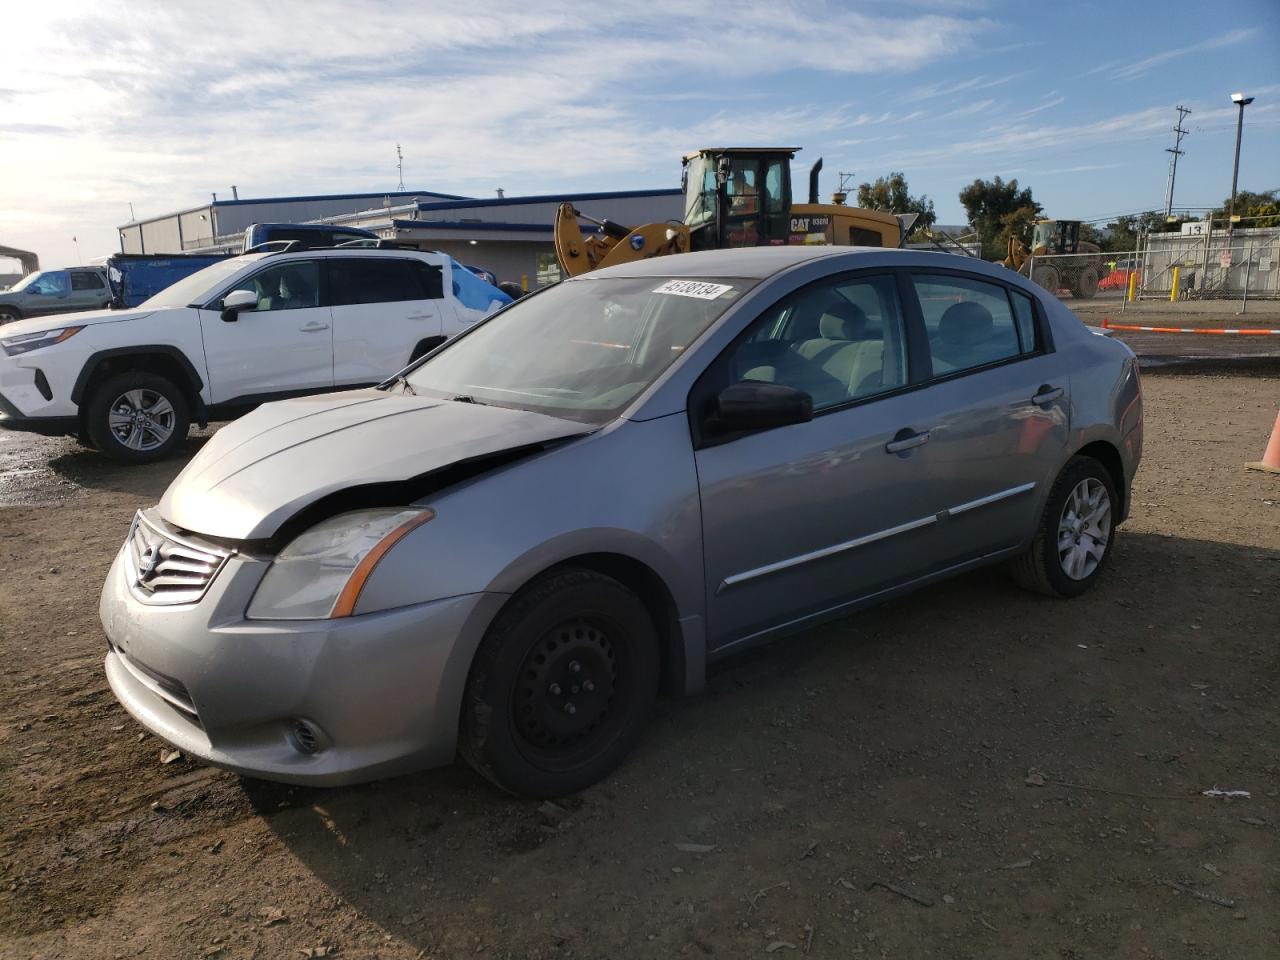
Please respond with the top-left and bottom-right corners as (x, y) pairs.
(138, 256), (262, 309)
(10, 271), (61, 293)
(404, 276), (755, 424)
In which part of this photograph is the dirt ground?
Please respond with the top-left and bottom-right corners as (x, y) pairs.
(1, 369), (1278, 959)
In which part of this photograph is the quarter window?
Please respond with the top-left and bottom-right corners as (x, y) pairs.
(410, 261), (444, 299)
(1009, 289), (1039, 353)
(910, 274), (1022, 376)
(723, 274), (908, 412)
(225, 261), (321, 312)
(330, 259), (422, 305)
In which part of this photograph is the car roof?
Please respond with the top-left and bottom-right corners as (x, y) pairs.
(260, 248), (446, 262)
(581, 246), (859, 280)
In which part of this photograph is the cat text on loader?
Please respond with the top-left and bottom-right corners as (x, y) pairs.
(554, 148), (917, 278)
(1000, 219), (1109, 299)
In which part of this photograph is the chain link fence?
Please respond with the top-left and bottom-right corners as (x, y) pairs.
(1023, 225), (1280, 309)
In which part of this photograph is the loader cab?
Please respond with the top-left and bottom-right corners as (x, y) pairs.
(682, 148), (796, 251)
(1032, 219), (1082, 255)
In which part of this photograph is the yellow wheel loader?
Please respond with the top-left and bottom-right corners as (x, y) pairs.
(1000, 219), (1109, 299)
(554, 148), (917, 278)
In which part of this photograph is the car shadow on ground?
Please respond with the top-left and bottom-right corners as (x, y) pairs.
(46, 432), (212, 500)
(241, 530), (1279, 955)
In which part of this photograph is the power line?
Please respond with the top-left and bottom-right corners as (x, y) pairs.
(1162, 105), (1191, 219)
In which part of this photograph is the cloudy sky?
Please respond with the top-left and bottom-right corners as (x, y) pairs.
(3, 0), (1278, 268)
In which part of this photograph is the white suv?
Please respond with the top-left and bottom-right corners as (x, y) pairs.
(0, 248), (508, 462)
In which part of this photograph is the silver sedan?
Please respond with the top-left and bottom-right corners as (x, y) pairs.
(100, 246), (1142, 796)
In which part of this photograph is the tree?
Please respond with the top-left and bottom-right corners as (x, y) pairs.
(855, 172), (936, 236)
(1102, 211), (1185, 252)
(1212, 189), (1280, 229)
(958, 176), (1041, 259)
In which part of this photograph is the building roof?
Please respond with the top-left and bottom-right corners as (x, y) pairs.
(410, 188), (680, 214)
(119, 189), (470, 229)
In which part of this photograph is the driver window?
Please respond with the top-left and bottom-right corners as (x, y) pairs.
(724, 274), (908, 412)
(32, 272), (70, 295)
(225, 261), (320, 312)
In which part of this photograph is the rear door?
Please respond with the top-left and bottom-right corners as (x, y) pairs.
(196, 258), (335, 403)
(899, 270), (1070, 564)
(329, 256), (445, 384)
(69, 270), (109, 311)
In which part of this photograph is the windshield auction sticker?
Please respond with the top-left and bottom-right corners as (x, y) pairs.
(652, 280), (733, 300)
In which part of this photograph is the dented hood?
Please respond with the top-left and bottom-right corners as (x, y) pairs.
(160, 389), (591, 539)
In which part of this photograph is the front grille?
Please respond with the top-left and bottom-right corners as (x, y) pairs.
(123, 509), (232, 605)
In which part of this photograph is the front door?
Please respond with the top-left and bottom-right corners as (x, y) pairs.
(22, 271), (72, 317)
(695, 271), (940, 648)
(197, 259), (334, 403)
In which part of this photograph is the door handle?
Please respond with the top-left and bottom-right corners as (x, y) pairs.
(885, 428), (931, 454)
(299, 322), (330, 332)
(1031, 385), (1063, 406)
(406, 313), (434, 320)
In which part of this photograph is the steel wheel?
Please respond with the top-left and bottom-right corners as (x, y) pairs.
(514, 619), (619, 754)
(459, 568), (660, 796)
(1057, 477), (1111, 580)
(107, 388), (176, 453)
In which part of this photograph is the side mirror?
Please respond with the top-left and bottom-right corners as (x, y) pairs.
(220, 289), (258, 322)
(714, 380), (813, 433)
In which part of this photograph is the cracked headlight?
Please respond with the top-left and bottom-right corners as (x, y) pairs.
(247, 508), (434, 620)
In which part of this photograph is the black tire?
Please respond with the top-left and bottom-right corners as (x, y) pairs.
(1031, 264), (1060, 294)
(0, 307), (21, 325)
(459, 568), (660, 797)
(1069, 265), (1099, 299)
(1010, 456), (1118, 598)
(409, 336), (447, 363)
(85, 371), (190, 464)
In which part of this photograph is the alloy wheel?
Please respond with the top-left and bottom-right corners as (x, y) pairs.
(1057, 477), (1111, 580)
(107, 388), (176, 452)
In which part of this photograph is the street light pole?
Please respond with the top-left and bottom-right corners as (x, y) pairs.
(1227, 92), (1254, 234)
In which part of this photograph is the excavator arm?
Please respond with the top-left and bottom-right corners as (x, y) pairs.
(554, 203), (691, 278)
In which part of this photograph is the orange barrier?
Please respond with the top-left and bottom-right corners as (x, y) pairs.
(1246, 411), (1280, 474)
(1101, 318), (1280, 335)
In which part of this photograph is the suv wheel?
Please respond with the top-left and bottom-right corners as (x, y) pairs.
(85, 371), (190, 464)
(1010, 456), (1117, 597)
(459, 568), (660, 797)
(0, 307), (21, 325)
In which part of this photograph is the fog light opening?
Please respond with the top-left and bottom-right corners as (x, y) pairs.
(289, 718), (326, 755)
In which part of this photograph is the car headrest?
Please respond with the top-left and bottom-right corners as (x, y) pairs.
(938, 301), (994, 346)
(818, 300), (868, 341)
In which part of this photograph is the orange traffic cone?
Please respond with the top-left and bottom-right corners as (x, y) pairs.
(1246, 411), (1280, 474)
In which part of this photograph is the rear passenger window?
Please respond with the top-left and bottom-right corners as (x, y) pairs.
(71, 272), (105, 290)
(330, 259), (422, 305)
(910, 274), (1022, 376)
(723, 274), (908, 412)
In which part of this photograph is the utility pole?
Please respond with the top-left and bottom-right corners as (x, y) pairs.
(1162, 105), (1191, 220)
(396, 143), (405, 191)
